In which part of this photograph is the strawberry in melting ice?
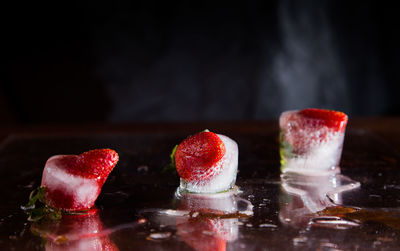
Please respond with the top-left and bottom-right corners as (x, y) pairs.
(280, 108), (348, 153)
(279, 108), (348, 174)
(175, 131), (226, 182)
(172, 130), (238, 194)
(23, 149), (119, 218)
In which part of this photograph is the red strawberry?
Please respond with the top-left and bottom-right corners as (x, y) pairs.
(298, 108), (348, 132)
(175, 131), (226, 182)
(40, 149), (119, 212)
(62, 149), (119, 184)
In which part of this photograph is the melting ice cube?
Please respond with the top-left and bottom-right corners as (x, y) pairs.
(179, 134), (239, 194)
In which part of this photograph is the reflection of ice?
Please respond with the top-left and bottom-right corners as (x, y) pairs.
(31, 210), (119, 251)
(179, 134), (239, 194)
(151, 190), (253, 250)
(279, 172), (360, 228)
(176, 191), (250, 250)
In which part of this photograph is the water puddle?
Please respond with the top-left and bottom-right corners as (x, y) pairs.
(279, 172), (359, 228)
(30, 209), (146, 249)
(280, 172), (400, 232)
(141, 188), (254, 249)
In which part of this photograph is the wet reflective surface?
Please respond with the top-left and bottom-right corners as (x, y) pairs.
(1, 127), (400, 250)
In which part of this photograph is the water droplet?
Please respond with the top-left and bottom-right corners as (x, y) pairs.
(310, 216), (360, 229)
(293, 236), (308, 246)
(377, 237), (393, 242)
(369, 194), (381, 198)
(373, 240), (382, 246)
(258, 223), (277, 228)
(158, 209), (188, 217)
(9, 235), (17, 240)
(202, 230), (214, 236)
(137, 165), (149, 173)
(147, 232), (172, 240)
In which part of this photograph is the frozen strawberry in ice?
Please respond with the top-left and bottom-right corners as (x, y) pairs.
(26, 149), (119, 213)
(173, 131), (238, 193)
(279, 108), (348, 175)
(41, 149), (119, 211)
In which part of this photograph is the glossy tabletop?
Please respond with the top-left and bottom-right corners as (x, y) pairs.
(1, 119), (400, 250)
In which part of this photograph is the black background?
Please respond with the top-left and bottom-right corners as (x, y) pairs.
(2, 1), (400, 124)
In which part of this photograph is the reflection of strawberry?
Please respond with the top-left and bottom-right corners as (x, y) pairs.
(31, 209), (119, 251)
(176, 192), (241, 251)
(41, 149), (119, 211)
(175, 131), (226, 182)
(177, 218), (226, 251)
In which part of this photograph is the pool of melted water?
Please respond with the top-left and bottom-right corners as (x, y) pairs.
(1, 128), (400, 250)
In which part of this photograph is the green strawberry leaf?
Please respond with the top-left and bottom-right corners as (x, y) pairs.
(21, 186), (45, 210)
(162, 145), (178, 173)
(21, 186), (62, 222)
(279, 131), (296, 167)
(27, 207), (48, 222)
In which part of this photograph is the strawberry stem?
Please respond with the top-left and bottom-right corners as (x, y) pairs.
(21, 186), (62, 222)
(162, 145), (178, 173)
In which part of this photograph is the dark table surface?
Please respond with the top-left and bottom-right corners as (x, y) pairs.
(1, 119), (400, 250)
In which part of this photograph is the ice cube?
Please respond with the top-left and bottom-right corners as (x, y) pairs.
(179, 134), (239, 194)
(279, 109), (347, 175)
(41, 155), (101, 211)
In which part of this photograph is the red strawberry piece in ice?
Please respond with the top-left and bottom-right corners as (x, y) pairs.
(41, 149), (119, 212)
(280, 109), (348, 153)
(298, 108), (348, 133)
(175, 131), (226, 182)
(63, 149), (119, 184)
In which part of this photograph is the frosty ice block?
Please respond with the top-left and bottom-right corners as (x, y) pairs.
(40, 149), (119, 211)
(279, 108), (348, 175)
(173, 131), (238, 194)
